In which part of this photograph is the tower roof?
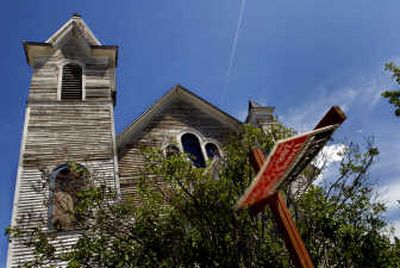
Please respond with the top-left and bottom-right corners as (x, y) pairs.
(22, 14), (118, 67)
(46, 13), (101, 46)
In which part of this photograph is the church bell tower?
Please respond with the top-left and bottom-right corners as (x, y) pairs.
(8, 14), (118, 267)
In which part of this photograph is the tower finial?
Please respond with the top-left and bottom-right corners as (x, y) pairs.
(72, 12), (82, 18)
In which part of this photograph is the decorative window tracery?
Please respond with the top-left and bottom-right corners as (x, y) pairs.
(179, 131), (222, 168)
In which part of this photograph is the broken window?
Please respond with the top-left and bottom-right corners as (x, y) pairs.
(49, 163), (88, 230)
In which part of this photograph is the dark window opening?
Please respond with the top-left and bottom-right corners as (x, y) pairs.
(165, 144), (180, 157)
(205, 143), (221, 160)
(181, 133), (206, 168)
(61, 63), (83, 100)
(49, 163), (88, 230)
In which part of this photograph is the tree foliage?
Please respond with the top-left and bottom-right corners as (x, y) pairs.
(383, 62), (400, 117)
(7, 125), (400, 267)
(295, 142), (399, 267)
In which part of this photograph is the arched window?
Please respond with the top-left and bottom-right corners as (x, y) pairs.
(165, 144), (180, 157)
(181, 133), (206, 168)
(49, 163), (88, 230)
(61, 63), (83, 100)
(205, 143), (221, 160)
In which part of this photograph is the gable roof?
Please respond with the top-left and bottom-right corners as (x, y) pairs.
(23, 14), (118, 67)
(46, 13), (101, 46)
(116, 85), (243, 148)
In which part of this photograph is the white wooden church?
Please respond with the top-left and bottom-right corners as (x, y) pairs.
(7, 14), (276, 267)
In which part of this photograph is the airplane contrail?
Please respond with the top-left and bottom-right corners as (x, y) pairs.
(221, 0), (247, 104)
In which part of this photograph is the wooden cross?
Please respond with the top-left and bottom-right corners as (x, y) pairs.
(243, 106), (346, 268)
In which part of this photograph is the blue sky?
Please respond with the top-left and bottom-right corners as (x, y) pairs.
(1, 0), (400, 265)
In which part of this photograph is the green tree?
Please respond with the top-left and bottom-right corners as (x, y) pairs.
(7, 125), (400, 267)
(295, 142), (400, 267)
(383, 62), (400, 117)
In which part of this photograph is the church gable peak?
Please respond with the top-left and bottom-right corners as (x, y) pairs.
(46, 13), (101, 46)
(117, 85), (242, 149)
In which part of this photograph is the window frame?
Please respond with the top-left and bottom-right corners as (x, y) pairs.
(48, 163), (88, 231)
(162, 143), (181, 158)
(177, 129), (223, 166)
(180, 132), (207, 168)
(205, 142), (221, 160)
(57, 60), (86, 101)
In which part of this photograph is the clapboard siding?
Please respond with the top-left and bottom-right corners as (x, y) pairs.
(10, 148), (116, 267)
(10, 46), (117, 267)
(23, 104), (114, 165)
(28, 52), (113, 102)
(10, 230), (84, 267)
(118, 99), (235, 202)
(9, 157), (117, 267)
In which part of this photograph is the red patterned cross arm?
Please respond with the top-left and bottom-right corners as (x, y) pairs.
(235, 124), (338, 210)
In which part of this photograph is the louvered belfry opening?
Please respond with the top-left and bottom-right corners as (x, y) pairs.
(61, 63), (83, 100)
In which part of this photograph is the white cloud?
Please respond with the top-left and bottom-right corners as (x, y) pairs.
(282, 86), (356, 131)
(281, 69), (390, 132)
(313, 143), (346, 185)
(313, 143), (346, 170)
(372, 136), (400, 218)
(378, 182), (400, 211)
(382, 218), (400, 242)
(320, 143), (346, 163)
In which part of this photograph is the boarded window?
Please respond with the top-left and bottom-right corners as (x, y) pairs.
(49, 163), (88, 230)
(181, 133), (206, 168)
(205, 143), (221, 160)
(61, 63), (83, 100)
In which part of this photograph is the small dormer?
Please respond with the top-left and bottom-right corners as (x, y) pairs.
(23, 14), (118, 105)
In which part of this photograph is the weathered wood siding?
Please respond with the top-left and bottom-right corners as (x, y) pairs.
(24, 104), (114, 165)
(118, 98), (235, 203)
(9, 48), (117, 267)
(29, 50), (114, 103)
(9, 160), (115, 267)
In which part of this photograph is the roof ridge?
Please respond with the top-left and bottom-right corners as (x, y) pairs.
(46, 15), (101, 45)
(116, 84), (242, 148)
